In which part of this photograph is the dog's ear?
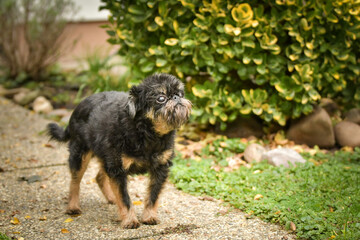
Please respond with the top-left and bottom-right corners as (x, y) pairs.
(126, 97), (136, 118)
(126, 85), (142, 118)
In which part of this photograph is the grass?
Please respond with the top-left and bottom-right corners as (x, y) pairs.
(0, 232), (10, 240)
(170, 138), (360, 240)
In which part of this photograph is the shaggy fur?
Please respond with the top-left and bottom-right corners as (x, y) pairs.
(47, 73), (191, 229)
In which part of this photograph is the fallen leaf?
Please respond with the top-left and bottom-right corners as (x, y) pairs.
(43, 143), (54, 148)
(25, 215), (31, 219)
(254, 194), (263, 200)
(99, 227), (112, 232)
(39, 216), (47, 221)
(330, 235), (336, 239)
(274, 211), (281, 215)
(132, 201), (142, 206)
(0, 209), (5, 213)
(290, 221), (296, 231)
(61, 228), (70, 233)
(10, 217), (20, 225)
(64, 218), (73, 223)
(199, 196), (215, 201)
(330, 207), (334, 212)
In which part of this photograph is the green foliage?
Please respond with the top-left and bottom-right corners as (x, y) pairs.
(170, 143), (360, 240)
(101, 0), (360, 127)
(74, 52), (130, 102)
(0, 232), (10, 240)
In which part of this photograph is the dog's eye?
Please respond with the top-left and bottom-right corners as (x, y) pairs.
(157, 96), (167, 103)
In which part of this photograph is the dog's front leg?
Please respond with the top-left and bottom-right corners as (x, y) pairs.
(108, 173), (140, 229)
(142, 164), (169, 225)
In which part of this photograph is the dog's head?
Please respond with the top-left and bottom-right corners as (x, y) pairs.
(127, 73), (192, 135)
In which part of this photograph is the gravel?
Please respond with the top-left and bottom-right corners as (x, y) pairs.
(0, 97), (296, 239)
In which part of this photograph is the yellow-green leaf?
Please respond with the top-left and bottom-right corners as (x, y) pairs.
(164, 38), (179, 46)
(155, 16), (164, 27)
(231, 3), (253, 23)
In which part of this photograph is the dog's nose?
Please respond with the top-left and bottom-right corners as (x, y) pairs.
(172, 95), (180, 102)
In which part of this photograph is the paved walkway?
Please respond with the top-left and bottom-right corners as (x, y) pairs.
(0, 96), (296, 239)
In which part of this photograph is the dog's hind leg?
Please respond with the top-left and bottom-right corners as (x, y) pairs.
(96, 167), (116, 204)
(142, 165), (169, 225)
(66, 142), (91, 215)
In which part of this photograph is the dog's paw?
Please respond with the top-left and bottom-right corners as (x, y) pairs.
(65, 208), (82, 215)
(141, 216), (159, 225)
(121, 219), (140, 229)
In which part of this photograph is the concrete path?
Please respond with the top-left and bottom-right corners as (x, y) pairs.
(0, 97), (296, 240)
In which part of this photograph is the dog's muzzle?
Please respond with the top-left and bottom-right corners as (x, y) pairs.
(159, 99), (192, 128)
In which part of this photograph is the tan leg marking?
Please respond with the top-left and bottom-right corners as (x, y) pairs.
(121, 154), (136, 170)
(66, 151), (92, 215)
(158, 149), (173, 165)
(141, 177), (164, 225)
(96, 167), (116, 204)
(142, 200), (160, 225)
(109, 179), (140, 229)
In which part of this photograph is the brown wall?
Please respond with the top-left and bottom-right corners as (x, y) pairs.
(59, 21), (117, 68)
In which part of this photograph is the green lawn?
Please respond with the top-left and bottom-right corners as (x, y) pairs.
(170, 138), (360, 240)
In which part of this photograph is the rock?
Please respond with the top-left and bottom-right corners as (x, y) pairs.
(334, 121), (360, 147)
(261, 148), (306, 168)
(218, 116), (263, 138)
(33, 96), (53, 114)
(13, 89), (40, 106)
(244, 143), (267, 163)
(344, 108), (360, 125)
(0, 85), (29, 98)
(287, 106), (335, 148)
(47, 108), (72, 118)
(319, 98), (340, 117)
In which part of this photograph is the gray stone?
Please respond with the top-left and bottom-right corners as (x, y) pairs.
(287, 106), (335, 148)
(13, 89), (40, 105)
(32, 96), (53, 113)
(244, 143), (267, 163)
(344, 108), (360, 125)
(261, 148), (306, 168)
(334, 121), (360, 147)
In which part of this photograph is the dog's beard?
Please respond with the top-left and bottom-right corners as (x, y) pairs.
(146, 99), (192, 134)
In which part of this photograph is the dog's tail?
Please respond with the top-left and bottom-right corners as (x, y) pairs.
(47, 123), (70, 142)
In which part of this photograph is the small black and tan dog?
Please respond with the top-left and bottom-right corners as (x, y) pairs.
(47, 73), (191, 229)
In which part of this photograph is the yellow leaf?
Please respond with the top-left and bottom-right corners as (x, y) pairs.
(25, 215), (31, 219)
(164, 38), (179, 46)
(39, 216), (47, 221)
(61, 228), (70, 234)
(254, 194), (263, 200)
(132, 201), (143, 206)
(64, 218), (73, 223)
(10, 217), (20, 225)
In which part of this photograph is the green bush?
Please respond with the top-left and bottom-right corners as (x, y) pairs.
(100, 0), (360, 128)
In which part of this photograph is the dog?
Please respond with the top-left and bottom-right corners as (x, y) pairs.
(47, 73), (192, 229)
